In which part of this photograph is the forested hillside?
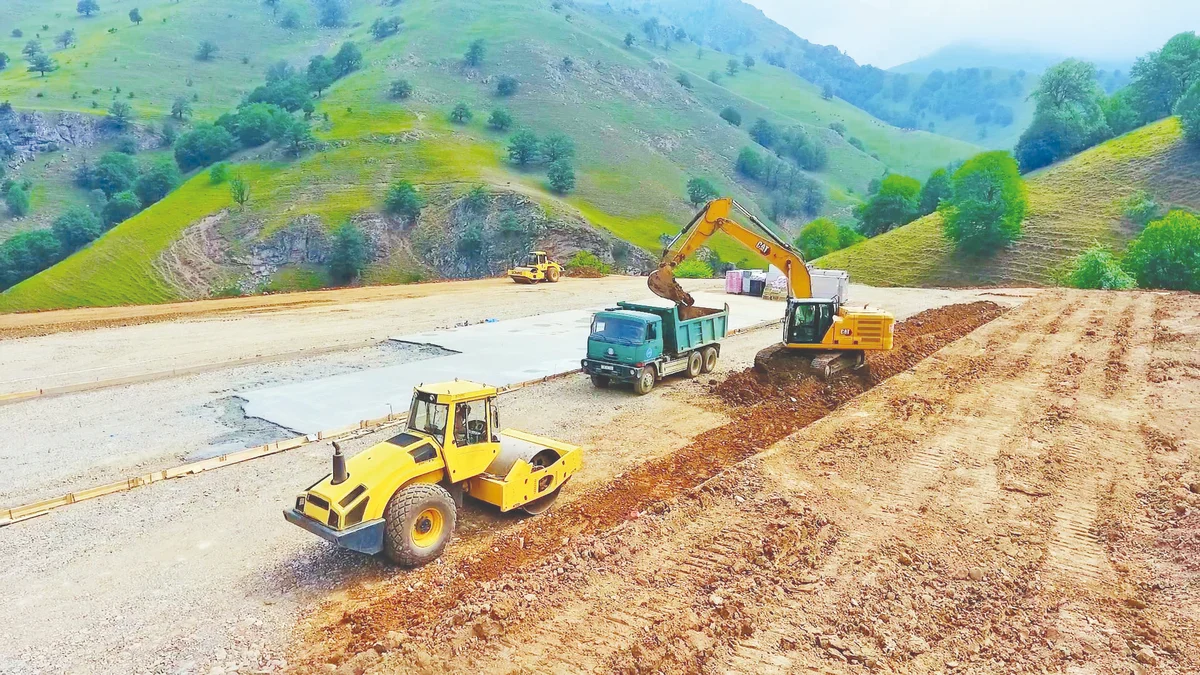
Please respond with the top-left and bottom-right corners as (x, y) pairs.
(0, 0), (979, 311)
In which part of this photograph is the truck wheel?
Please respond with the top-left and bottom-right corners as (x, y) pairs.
(383, 483), (457, 567)
(590, 374), (610, 388)
(547, 267), (561, 282)
(633, 370), (656, 395)
(701, 346), (719, 374)
(685, 351), (703, 378)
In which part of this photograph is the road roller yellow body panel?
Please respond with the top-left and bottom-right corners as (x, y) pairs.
(284, 380), (582, 566)
(507, 251), (562, 284)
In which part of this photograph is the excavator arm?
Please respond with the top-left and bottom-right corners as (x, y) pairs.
(648, 198), (812, 307)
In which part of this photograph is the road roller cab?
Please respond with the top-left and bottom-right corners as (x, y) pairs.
(284, 380), (582, 566)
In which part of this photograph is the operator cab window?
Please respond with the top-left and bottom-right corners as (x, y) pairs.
(408, 392), (448, 443)
(455, 401), (489, 446)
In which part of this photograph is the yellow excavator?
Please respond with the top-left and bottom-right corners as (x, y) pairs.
(648, 198), (895, 379)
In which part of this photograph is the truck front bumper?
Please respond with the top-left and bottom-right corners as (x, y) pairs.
(581, 358), (642, 381)
(283, 508), (386, 555)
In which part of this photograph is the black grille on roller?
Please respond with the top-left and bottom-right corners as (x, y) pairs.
(306, 494), (329, 511)
(344, 498), (369, 527)
(327, 510), (340, 529)
(339, 485), (366, 507)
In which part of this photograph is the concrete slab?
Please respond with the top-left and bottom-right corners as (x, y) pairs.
(240, 293), (783, 434)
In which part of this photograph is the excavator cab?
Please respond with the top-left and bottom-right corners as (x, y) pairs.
(786, 299), (838, 345)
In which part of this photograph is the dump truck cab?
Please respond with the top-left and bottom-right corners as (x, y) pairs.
(285, 380), (582, 566)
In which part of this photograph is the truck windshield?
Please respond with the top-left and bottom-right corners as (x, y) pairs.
(407, 392), (448, 441)
(590, 317), (645, 345)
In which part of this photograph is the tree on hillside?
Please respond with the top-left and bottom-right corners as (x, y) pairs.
(796, 218), (841, 260)
(0, 231), (61, 289)
(496, 75), (519, 97)
(370, 17), (402, 40)
(230, 173), (251, 210)
(27, 52), (57, 77)
(508, 129), (539, 165)
(488, 109), (513, 131)
(623, 33), (634, 49)
(52, 206), (102, 251)
(0, 53), (9, 71)
(821, 83), (834, 100)
(449, 102), (472, 124)
(726, 59), (739, 77)
(941, 151), (1027, 254)
(389, 79), (413, 100)
(315, 0), (348, 27)
(1122, 210), (1200, 290)
(280, 9), (300, 29)
(129, 8), (142, 25)
(855, 174), (921, 236)
(1127, 31), (1200, 124)
(540, 133), (575, 163)
(707, 70), (721, 84)
(77, 0), (100, 17)
(917, 168), (952, 217)
(307, 56), (337, 95)
(720, 107), (741, 126)
(55, 30), (76, 49)
(134, 158), (181, 206)
(102, 190), (141, 226)
(174, 124), (237, 170)
(91, 151), (139, 196)
(333, 42), (362, 77)
(1066, 246), (1135, 290)
(196, 40), (219, 61)
(329, 222), (368, 283)
(5, 183), (30, 217)
(107, 100), (133, 129)
(676, 73), (692, 90)
(547, 160), (575, 194)
(735, 146), (763, 179)
(685, 177), (719, 207)
(171, 96), (193, 120)
(384, 180), (424, 220)
(278, 118), (314, 156)
(465, 39), (485, 67)
(743, 54), (755, 69)
(1014, 59), (1110, 172)
(1176, 79), (1200, 146)
(749, 118), (777, 148)
(22, 41), (42, 59)
(1101, 91), (1140, 137)
(263, 0), (280, 16)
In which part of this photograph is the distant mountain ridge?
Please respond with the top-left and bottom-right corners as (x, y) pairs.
(893, 43), (1133, 77)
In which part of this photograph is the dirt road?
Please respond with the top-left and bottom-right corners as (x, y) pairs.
(289, 290), (1200, 674)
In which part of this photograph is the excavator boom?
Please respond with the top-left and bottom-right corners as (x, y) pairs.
(648, 198), (812, 307)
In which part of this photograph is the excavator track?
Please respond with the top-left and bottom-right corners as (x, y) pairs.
(754, 344), (865, 381)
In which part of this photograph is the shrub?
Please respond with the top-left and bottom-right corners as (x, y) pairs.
(540, 133), (575, 163)
(735, 146), (763, 179)
(464, 185), (489, 211)
(329, 222), (368, 282)
(848, 137), (865, 152)
(918, 168), (952, 217)
(855, 174), (921, 237)
(196, 40), (218, 61)
(52, 205), (102, 251)
(1122, 210), (1200, 291)
(465, 39), (485, 67)
(384, 180), (424, 219)
(941, 151), (1028, 254)
(829, 122), (847, 136)
(674, 259), (714, 279)
(547, 160), (575, 194)
(564, 250), (610, 276)
(720, 107), (741, 126)
(1122, 190), (1163, 228)
(174, 124), (236, 170)
(5, 183), (29, 217)
(115, 134), (139, 155)
(370, 17), (402, 40)
(134, 158), (182, 206)
(90, 152), (139, 197)
(750, 118), (777, 147)
(676, 73), (692, 90)
(496, 75), (519, 97)
(837, 225), (865, 249)
(0, 230), (60, 289)
(685, 177), (718, 207)
(388, 79), (412, 99)
(102, 190), (141, 225)
(1066, 246), (1136, 289)
(333, 42), (362, 77)
(209, 162), (230, 184)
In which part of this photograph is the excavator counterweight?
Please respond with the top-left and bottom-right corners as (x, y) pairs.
(649, 198), (896, 380)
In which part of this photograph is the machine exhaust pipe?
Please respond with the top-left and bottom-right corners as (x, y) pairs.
(331, 441), (349, 485)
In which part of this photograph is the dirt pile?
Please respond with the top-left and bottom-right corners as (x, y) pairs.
(292, 301), (1007, 668)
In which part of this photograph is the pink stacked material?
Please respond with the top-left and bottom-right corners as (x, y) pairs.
(725, 270), (742, 294)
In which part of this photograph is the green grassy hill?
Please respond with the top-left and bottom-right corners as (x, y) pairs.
(815, 118), (1200, 286)
(0, 0), (981, 312)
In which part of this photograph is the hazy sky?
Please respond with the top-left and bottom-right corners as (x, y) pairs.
(745, 0), (1200, 68)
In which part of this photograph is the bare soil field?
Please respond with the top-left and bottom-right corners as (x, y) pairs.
(287, 290), (1200, 674)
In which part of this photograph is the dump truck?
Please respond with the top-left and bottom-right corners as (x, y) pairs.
(649, 198), (895, 379)
(284, 380), (582, 566)
(581, 300), (729, 395)
(507, 251), (562, 284)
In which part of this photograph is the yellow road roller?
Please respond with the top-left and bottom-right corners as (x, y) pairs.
(285, 380), (582, 566)
(507, 251), (562, 284)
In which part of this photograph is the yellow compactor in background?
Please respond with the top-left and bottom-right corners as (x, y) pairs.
(649, 198), (896, 378)
(285, 381), (582, 566)
(507, 251), (563, 284)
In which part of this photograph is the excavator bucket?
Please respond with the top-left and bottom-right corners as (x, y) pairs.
(647, 264), (695, 307)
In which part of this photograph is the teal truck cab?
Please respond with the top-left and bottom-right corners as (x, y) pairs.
(581, 301), (729, 394)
